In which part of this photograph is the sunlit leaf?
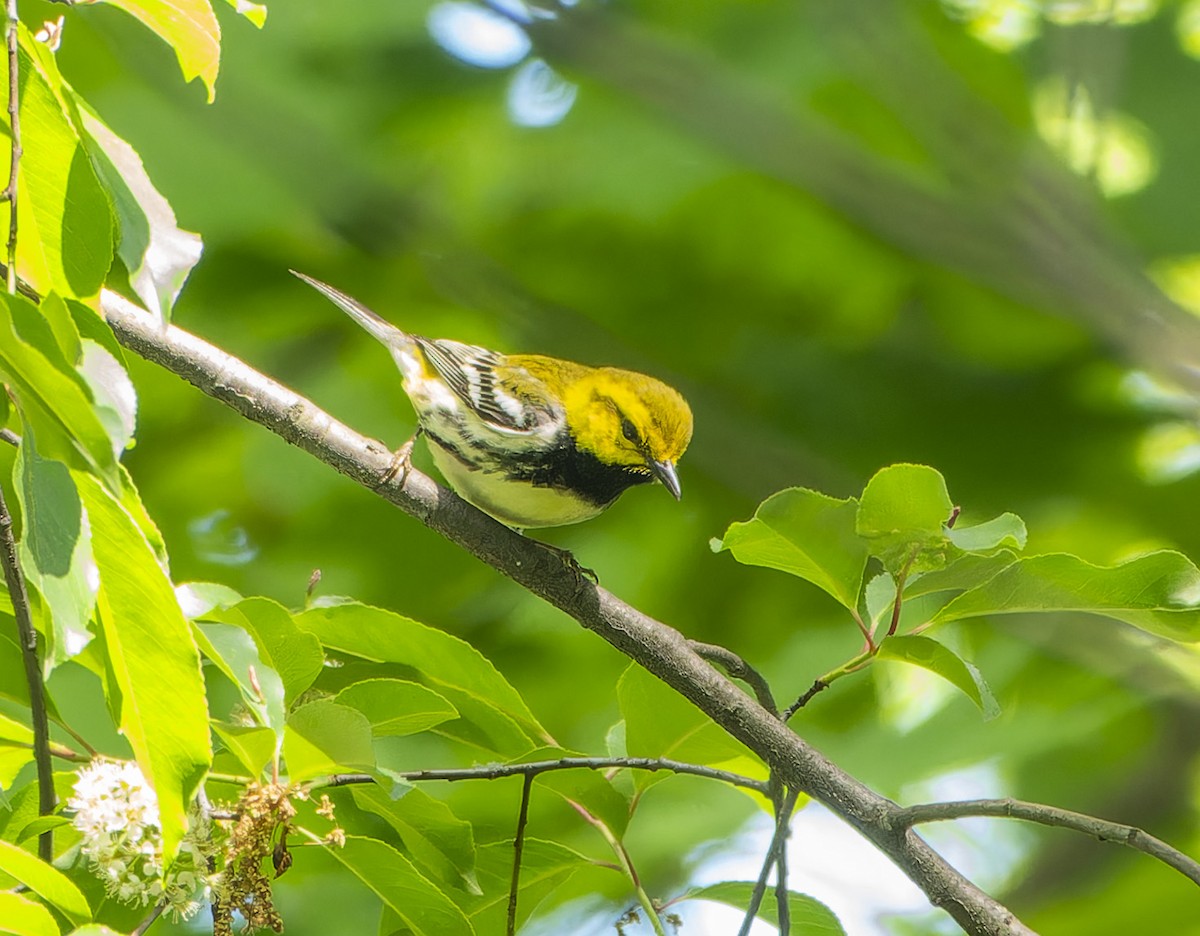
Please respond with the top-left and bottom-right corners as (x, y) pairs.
(194, 621), (285, 735)
(77, 103), (203, 323)
(713, 487), (867, 610)
(877, 634), (999, 719)
(932, 550), (1200, 641)
(856, 464), (955, 572)
(94, 0), (221, 102)
(0, 891), (60, 936)
(0, 32), (114, 300)
(0, 839), (91, 924)
(212, 721), (276, 779)
(77, 472), (211, 860)
(208, 598), (323, 704)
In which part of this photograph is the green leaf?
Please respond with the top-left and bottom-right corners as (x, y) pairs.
(296, 603), (543, 754)
(283, 700), (375, 781)
(2, 32), (114, 300)
(0, 293), (117, 486)
(683, 882), (845, 934)
(335, 679), (458, 737)
(95, 0), (221, 102)
(67, 928), (125, 936)
(463, 840), (589, 935)
(14, 423), (96, 668)
(903, 550), (1020, 600)
(522, 749), (632, 838)
(0, 714), (33, 745)
(0, 839), (91, 924)
(932, 550), (1200, 641)
(77, 341), (136, 459)
(212, 721), (276, 779)
(222, 0), (267, 28)
(713, 488), (867, 610)
(317, 835), (474, 936)
(208, 598), (323, 704)
(13, 817), (71, 846)
(77, 472), (211, 860)
(194, 622), (285, 735)
(946, 512), (1027, 553)
(617, 665), (767, 797)
(352, 784), (480, 894)
(76, 103), (202, 323)
(877, 635), (1000, 719)
(0, 891), (59, 936)
(174, 581), (242, 618)
(36, 294), (82, 366)
(856, 464), (954, 572)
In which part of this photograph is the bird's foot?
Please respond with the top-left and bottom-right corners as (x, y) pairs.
(379, 428), (423, 487)
(538, 541), (598, 586)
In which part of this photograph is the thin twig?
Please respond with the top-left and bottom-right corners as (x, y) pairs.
(0, 427), (18, 447)
(783, 680), (827, 720)
(507, 773), (534, 936)
(775, 788), (792, 935)
(319, 757), (771, 794)
(131, 899), (166, 936)
(0, 481), (55, 861)
(689, 641), (777, 716)
(737, 786), (800, 936)
(898, 798), (1200, 888)
(572, 801), (665, 936)
(3, 0), (19, 295)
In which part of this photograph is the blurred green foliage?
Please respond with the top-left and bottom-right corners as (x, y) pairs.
(12, 0), (1200, 931)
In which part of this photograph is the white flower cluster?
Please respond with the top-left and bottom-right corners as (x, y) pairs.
(69, 760), (218, 920)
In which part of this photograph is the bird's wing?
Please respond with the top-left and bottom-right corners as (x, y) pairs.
(416, 337), (556, 432)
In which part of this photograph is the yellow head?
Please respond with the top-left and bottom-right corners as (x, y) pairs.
(560, 366), (693, 498)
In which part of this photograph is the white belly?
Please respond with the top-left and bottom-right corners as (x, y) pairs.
(428, 442), (607, 529)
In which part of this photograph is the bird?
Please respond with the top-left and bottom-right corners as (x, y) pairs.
(293, 271), (693, 530)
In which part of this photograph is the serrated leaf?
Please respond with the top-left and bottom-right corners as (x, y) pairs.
(77, 104), (202, 323)
(684, 882), (844, 934)
(96, 0), (221, 102)
(0, 838), (90, 924)
(317, 835), (474, 936)
(14, 423), (97, 667)
(932, 550), (1200, 641)
(353, 785), (480, 894)
(283, 700), (374, 781)
(877, 635), (999, 720)
(714, 488), (867, 610)
(77, 472), (211, 860)
(336, 679), (458, 737)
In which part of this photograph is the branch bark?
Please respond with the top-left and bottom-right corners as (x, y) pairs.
(101, 288), (1033, 935)
(897, 798), (1200, 888)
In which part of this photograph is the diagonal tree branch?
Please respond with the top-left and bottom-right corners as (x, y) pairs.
(102, 288), (1029, 934)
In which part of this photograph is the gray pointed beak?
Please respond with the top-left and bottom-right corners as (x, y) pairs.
(651, 459), (682, 500)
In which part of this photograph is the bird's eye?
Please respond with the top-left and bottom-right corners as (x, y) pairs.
(621, 418), (639, 444)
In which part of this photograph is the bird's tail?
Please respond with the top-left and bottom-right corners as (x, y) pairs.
(291, 270), (407, 347)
